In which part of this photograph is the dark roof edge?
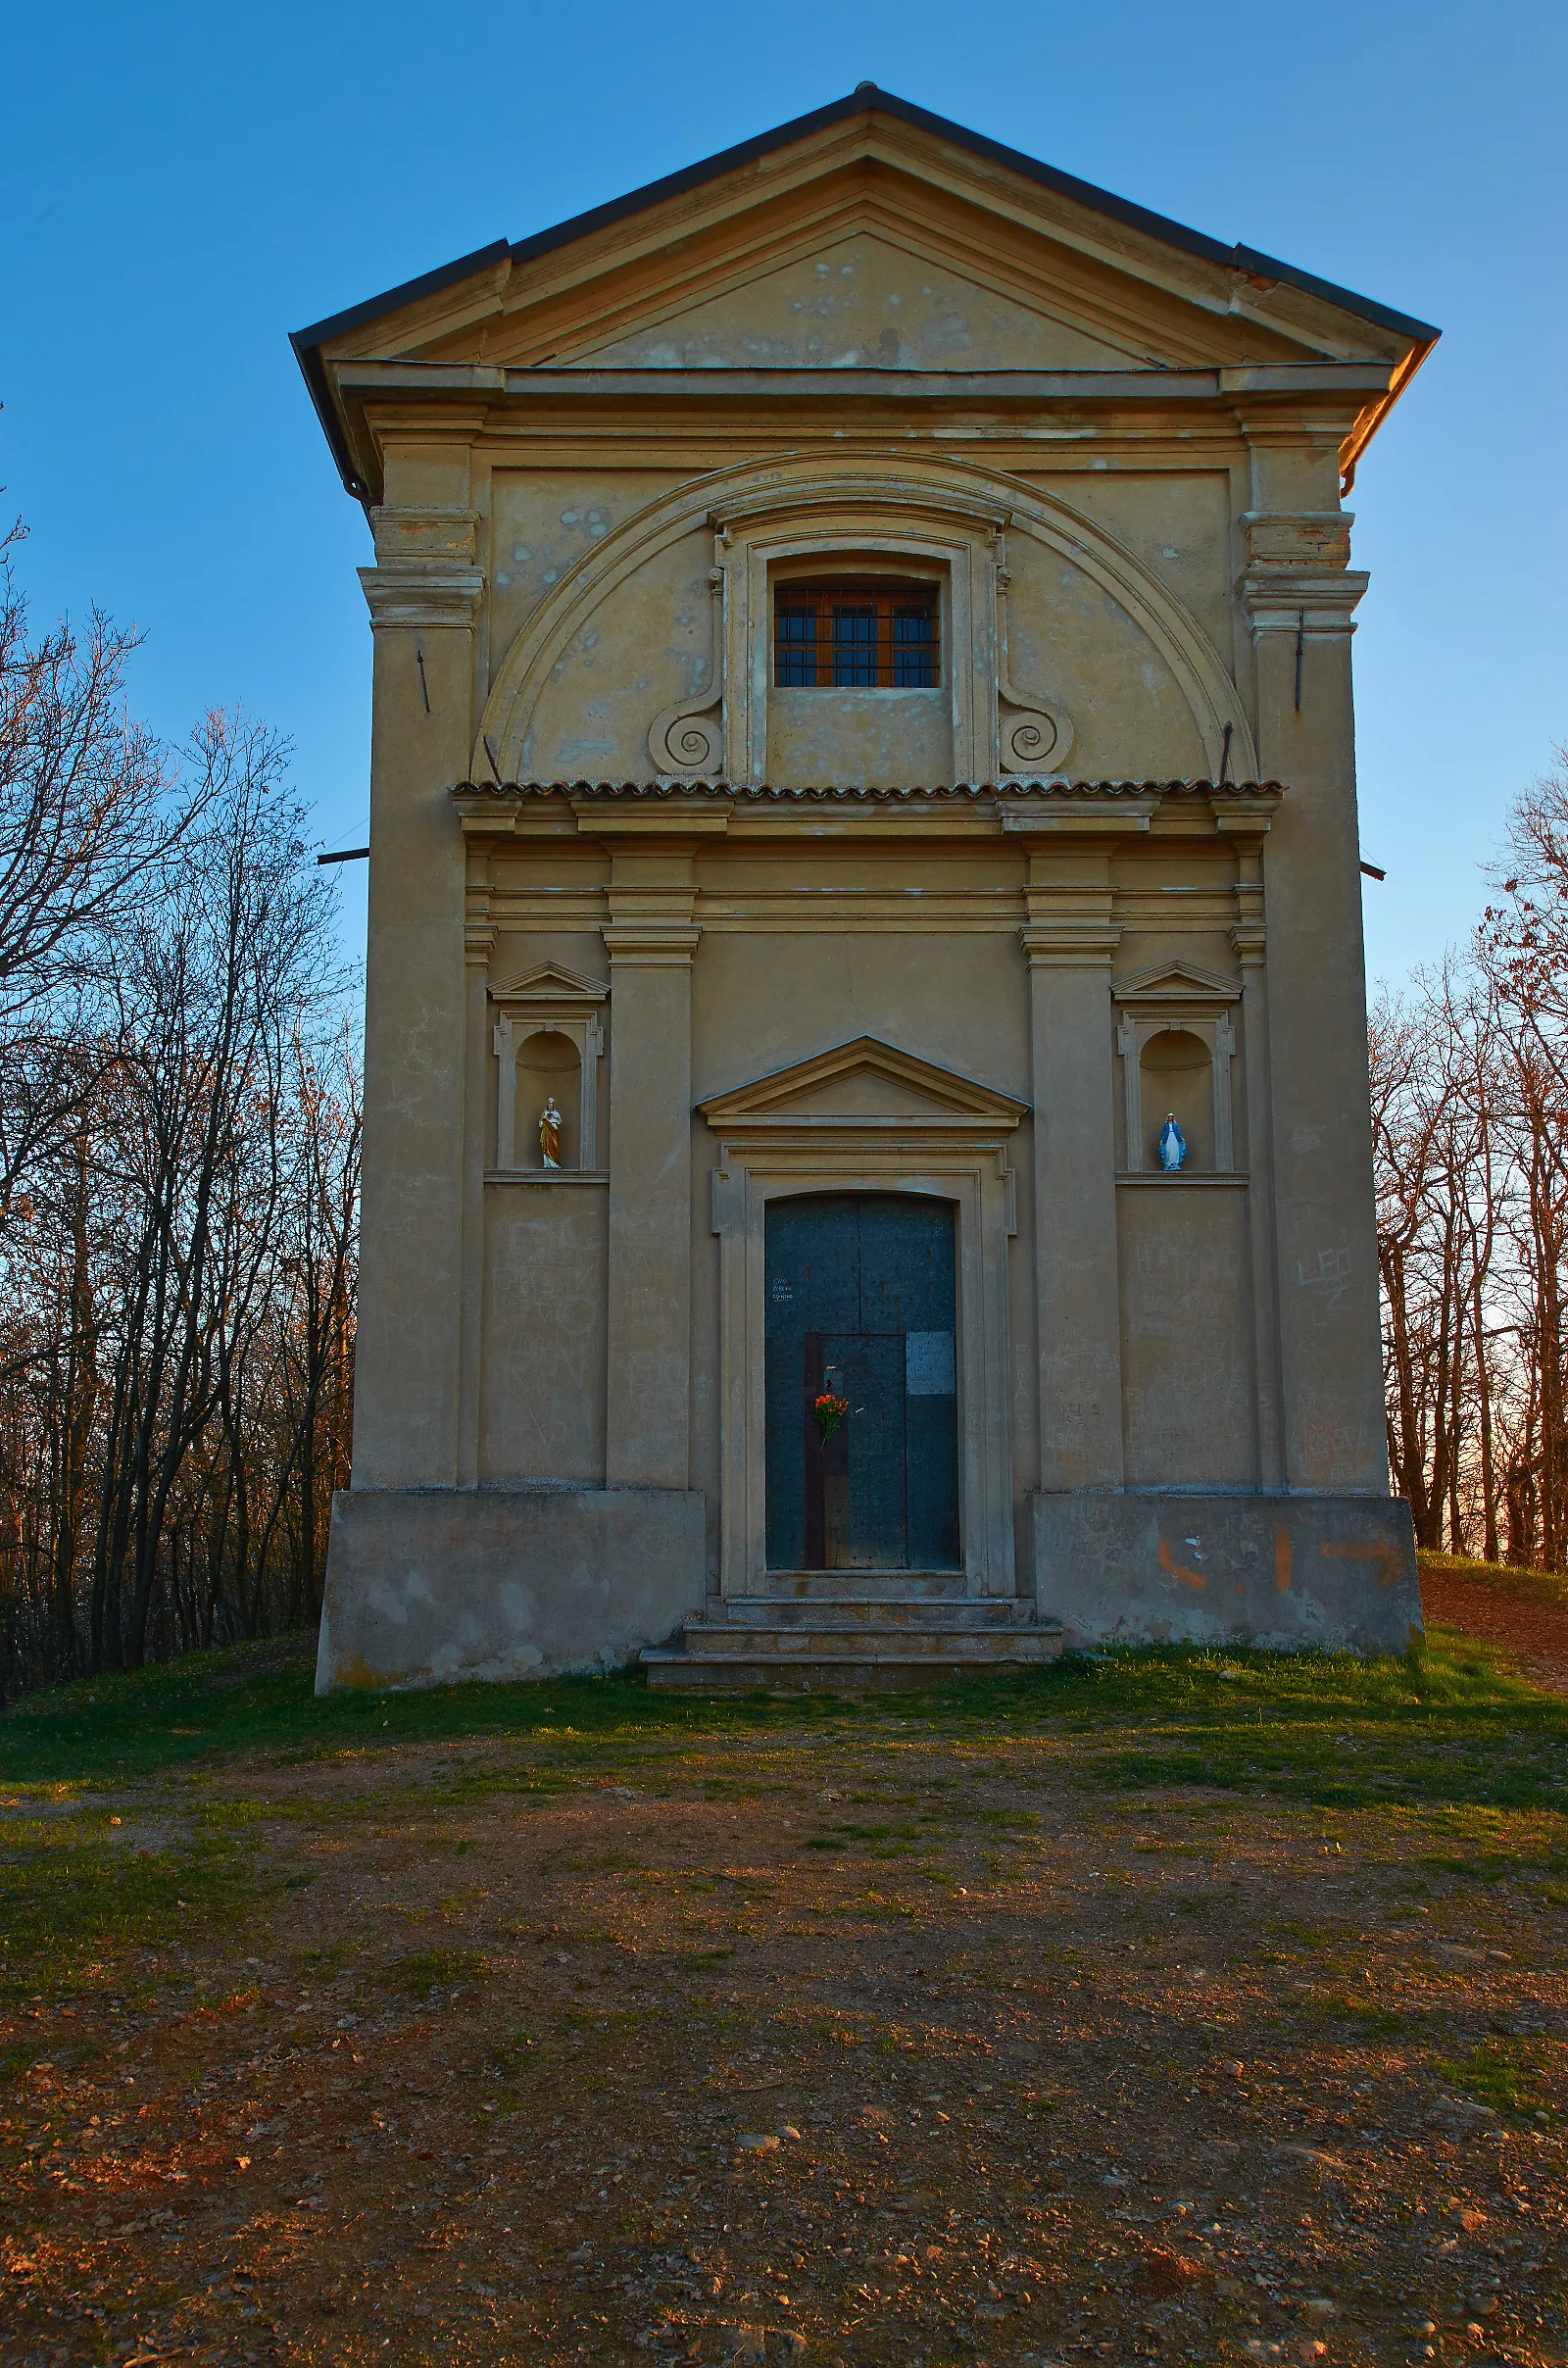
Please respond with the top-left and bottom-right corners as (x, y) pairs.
(290, 88), (1440, 484)
(291, 238), (513, 355)
(290, 240), (513, 503)
(1230, 243), (1438, 344)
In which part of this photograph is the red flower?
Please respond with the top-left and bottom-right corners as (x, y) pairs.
(812, 1390), (850, 1443)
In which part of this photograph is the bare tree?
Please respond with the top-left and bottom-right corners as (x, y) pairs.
(84, 715), (344, 1667)
(1369, 754), (1568, 1570)
(0, 519), (205, 1214)
(0, 521), (361, 1697)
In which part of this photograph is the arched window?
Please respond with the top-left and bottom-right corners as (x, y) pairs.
(774, 579), (940, 689)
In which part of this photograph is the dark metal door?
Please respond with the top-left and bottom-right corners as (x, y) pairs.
(820, 1333), (906, 1567)
(764, 1194), (959, 1570)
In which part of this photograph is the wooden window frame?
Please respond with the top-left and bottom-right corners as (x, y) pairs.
(773, 578), (941, 690)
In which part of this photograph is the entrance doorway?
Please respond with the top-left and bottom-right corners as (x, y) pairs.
(764, 1194), (959, 1570)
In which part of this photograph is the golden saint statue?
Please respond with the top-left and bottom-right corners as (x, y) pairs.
(539, 1096), (563, 1168)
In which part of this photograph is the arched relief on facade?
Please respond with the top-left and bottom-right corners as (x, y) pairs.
(1112, 958), (1241, 1175)
(472, 453), (1259, 786)
(487, 961), (608, 1176)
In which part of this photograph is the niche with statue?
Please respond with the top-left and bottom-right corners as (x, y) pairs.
(1112, 961), (1242, 1176)
(486, 962), (608, 1177)
(515, 1029), (580, 1168)
(1140, 1027), (1211, 1171)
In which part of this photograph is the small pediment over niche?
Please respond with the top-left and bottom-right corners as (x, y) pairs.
(1110, 957), (1240, 1008)
(489, 960), (608, 1007)
(699, 1036), (1028, 1128)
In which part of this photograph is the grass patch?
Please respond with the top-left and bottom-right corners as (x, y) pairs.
(0, 1812), (254, 2007)
(1046, 1634), (1568, 1811)
(0, 1642), (848, 1789)
(1437, 2035), (1556, 2121)
(373, 1948), (492, 1999)
(2, 1629), (1565, 1827)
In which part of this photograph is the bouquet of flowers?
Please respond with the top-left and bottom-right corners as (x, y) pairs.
(812, 1389), (850, 1443)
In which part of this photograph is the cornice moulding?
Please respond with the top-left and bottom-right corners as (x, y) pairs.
(1240, 569), (1369, 631)
(454, 776), (1281, 802)
(1019, 922), (1123, 965)
(452, 776), (1285, 843)
(359, 563), (485, 629)
(599, 923), (702, 961)
(1001, 797), (1155, 835)
(333, 361), (1396, 408)
(576, 800), (733, 837)
(1210, 795), (1280, 835)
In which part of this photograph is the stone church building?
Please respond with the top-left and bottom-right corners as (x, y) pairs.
(295, 87), (1432, 1689)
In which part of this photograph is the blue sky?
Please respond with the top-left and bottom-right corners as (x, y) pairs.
(4, 0), (1562, 986)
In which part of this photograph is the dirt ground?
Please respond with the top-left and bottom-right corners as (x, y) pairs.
(2, 1662), (1565, 2368)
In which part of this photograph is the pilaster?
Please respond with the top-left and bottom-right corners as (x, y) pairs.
(1227, 840), (1285, 1487)
(602, 852), (701, 1488)
(350, 461), (484, 1489)
(1018, 848), (1124, 1492)
(457, 897), (495, 1487)
(1236, 410), (1388, 1493)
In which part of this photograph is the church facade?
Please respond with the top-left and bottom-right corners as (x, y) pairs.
(296, 88), (1433, 1689)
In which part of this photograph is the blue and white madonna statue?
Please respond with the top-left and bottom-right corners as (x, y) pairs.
(1157, 1112), (1187, 1172)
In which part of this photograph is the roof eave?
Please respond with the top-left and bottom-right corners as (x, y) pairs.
(290, 239), (512, 503)
(1338, 334), (1441, 490)
(290, 84), (1442, 499)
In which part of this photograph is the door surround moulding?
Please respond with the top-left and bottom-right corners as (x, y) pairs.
(699, 1036), (1025, 1601)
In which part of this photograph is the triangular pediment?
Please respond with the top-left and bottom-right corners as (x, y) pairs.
(699, 1036), (1029, 1126)
(1111, 957), (1241, 1005)
(301, 92), (1433, 380)
(489, 960), (608, 1004)
(296, 90), (1436, 504)
(559, 223), (1141, 375)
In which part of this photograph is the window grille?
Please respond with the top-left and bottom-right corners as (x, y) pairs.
(774, 581), (940, 689)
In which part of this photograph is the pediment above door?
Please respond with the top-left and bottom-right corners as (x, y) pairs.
(699, 1035), (1028, 1148)
(487, 958), (609, 1010)
(1110, 957), (1241, 1010)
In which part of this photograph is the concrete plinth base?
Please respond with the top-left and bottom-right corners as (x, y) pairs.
(316, 1484), (707, 1693)
(1028, 1491), (1421, 1653)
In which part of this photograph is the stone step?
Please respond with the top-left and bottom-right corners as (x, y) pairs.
(720, 1595), (1022, 1629)
(760, 1570), (970, 1601)
(644, 1638), (1063, 1693)
(674, 1621), (1061, 1660)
